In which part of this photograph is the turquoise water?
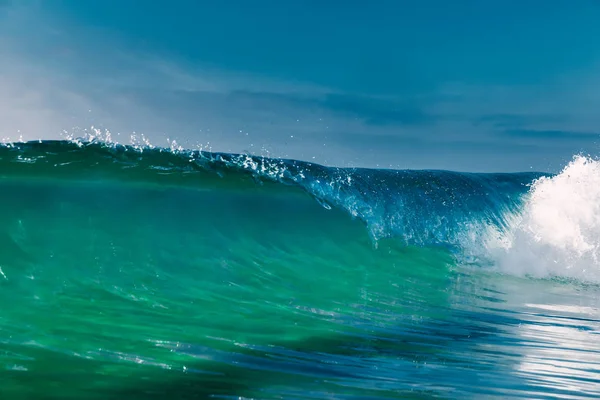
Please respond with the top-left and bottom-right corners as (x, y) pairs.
(0, 141), (599, 399)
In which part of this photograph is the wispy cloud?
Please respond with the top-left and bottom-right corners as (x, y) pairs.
(501, 129), (600, 142)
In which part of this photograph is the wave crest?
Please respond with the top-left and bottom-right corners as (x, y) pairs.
(6, 139), (600, 282)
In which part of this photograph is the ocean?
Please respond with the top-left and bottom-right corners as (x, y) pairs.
(0, 139), (599, 399)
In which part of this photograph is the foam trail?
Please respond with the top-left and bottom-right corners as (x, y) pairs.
(494, 156), (600, 282)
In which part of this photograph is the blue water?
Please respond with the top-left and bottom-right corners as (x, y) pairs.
(0, 140), (599, 399)
(3, 2), (600, 399)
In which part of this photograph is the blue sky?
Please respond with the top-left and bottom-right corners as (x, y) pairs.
(1, 0), (600, 172)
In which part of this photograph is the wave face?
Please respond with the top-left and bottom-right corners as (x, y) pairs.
(0, 140), (542, 245)
(1, 140), (599, 399)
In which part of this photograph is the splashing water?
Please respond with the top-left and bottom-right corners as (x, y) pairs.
(493, 155), (600, 282)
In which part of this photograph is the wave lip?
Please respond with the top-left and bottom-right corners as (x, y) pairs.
(0, 139), (541, 244)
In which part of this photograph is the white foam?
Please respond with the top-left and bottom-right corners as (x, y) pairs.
(492, 155), (600, 282)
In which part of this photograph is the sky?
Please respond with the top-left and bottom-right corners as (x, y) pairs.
(1, 0), (600, 172)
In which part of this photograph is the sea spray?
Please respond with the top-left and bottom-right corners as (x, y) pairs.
(492, 155), (600, 282)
